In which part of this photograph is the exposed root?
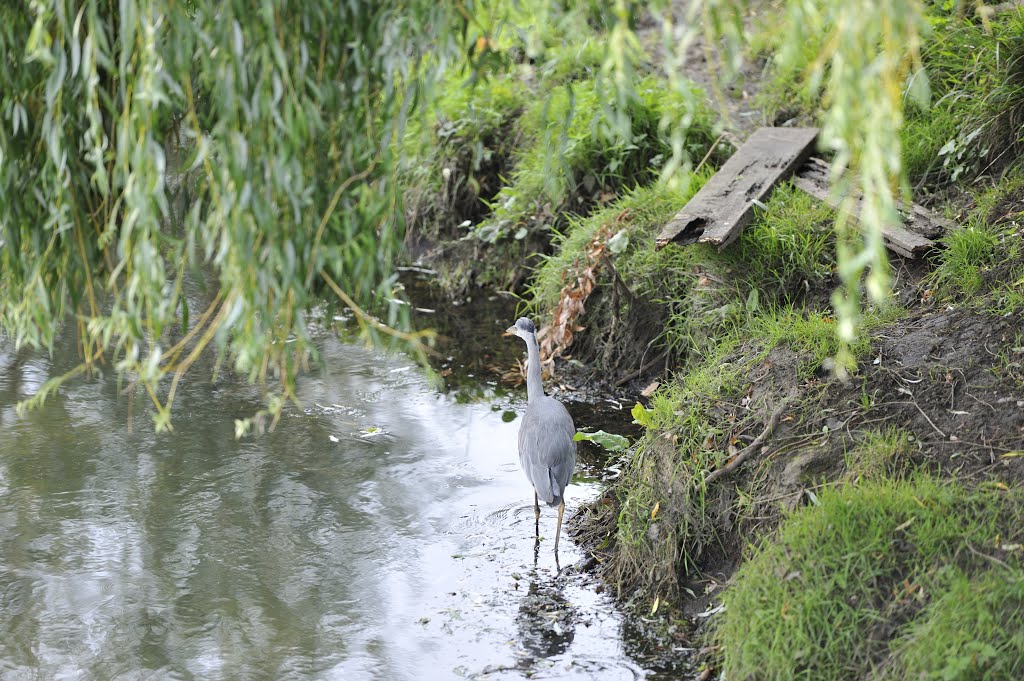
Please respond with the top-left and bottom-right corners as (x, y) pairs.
(704, 398), (792, 484)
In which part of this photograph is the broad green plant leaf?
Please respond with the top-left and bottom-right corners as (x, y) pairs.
(573, 429), (630, 452)
(631, 402), (655, 428)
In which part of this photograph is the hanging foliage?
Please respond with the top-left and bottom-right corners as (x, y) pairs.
(0, 0), (458, 430)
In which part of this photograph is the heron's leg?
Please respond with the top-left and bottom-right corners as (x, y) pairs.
(554, 499), (565, 555)
(534, 491), (540, 538)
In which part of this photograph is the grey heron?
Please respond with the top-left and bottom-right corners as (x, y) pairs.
(506, 317), (577, 556)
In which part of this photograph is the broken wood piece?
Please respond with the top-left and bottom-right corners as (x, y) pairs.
(656, 127), (819, 251)
(792, 157), (951, 258)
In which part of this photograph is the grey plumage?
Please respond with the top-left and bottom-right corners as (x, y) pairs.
(518, 397), (575, 506)
(506, 317), (577, 556)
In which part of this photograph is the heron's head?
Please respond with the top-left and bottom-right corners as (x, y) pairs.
(505, 317), (536, 340)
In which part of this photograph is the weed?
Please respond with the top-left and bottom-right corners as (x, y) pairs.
(718, 478), (1024, 681)
(747, 4), (825, 124)
(400, 71), (528, 235)
(734, 185), (836, 294)
(538, 38), (606, 87)
(901, 107), (959, 185)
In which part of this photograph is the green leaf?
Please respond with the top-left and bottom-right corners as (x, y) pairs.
(574, 429), (630, 451)
(906, 67), (931, 110)
(607, 229), (629, 254)
(180, 295), (189, 334)
(745, 288), (759, 312)
(631, 402), (655, 428)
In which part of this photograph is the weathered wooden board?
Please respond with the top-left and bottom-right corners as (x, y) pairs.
(792, 157), (951, 258)
(656, 127), (819, 250)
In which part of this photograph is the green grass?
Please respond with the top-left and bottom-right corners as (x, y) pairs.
(930, 170), (1024, 313)
(902, 9), (1024, 188)
(476, 73), (719, 242)
(749, 307), (859, 377)
(639, 304), (887, 450)
(642, 183), (840, 360)
(747, 3), (825, 123)
(528, 180), (841, 366)
(719, 478), (1024, 681)
(752, 6), (1024, 187)
(537, 38), (606, 86)
(901, 106), (959, 184)
(844, 426), (915, 481)
(529, 178), (862, 590)
(526, 176), (709, 313)
(735, 186), (836, 291)
(604, 299), (894, 592)
(399, 70), (529, 233)
(932, 224), (1000, 295)
(611, 335), (743, 582)
(894, 569), (1024, 680)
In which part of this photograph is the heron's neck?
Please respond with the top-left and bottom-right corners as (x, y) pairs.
(525, 333), (544, 402)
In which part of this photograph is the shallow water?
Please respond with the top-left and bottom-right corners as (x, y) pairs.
(0, 321), (665, 680)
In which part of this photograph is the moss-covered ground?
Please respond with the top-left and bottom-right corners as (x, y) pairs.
(398, 2), (1024, 679)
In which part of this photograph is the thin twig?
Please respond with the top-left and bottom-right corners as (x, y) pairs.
(693, 132), (726, 177)
(886, 399), (946, 438)
(614, 349), (670, 387)
(755, 482), (831, 506)
(965, 542), (1014, 572)
(965, 390), (997, 412)
(705, 398), (792, 484)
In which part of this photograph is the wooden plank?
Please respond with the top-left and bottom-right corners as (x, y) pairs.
(656, 127), (819, 250)
(792, 157), (949, 258)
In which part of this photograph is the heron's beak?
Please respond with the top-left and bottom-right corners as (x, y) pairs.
(503, 326), (516, 336)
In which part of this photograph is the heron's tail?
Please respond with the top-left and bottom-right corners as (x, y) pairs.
(545, 468), (562, 507)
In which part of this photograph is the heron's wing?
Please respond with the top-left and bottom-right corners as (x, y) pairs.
(518, 397), (577, 505)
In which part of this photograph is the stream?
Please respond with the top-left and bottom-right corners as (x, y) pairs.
(0, 285), (679, 680)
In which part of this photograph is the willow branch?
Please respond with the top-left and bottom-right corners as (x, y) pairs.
(161, 290), (225, 368)
(320, 270), (437, 354)
(303, 161), (379, 289)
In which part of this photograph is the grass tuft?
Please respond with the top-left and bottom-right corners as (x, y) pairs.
(719, 478), (1024, 681)
(930, 169), (1024, 313)
(932, 225), (999, 295)
(844, 426), (915, 481)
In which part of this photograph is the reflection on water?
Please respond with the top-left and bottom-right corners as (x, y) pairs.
(517, 545), (576, 663)
(0, 330), (651, 680)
